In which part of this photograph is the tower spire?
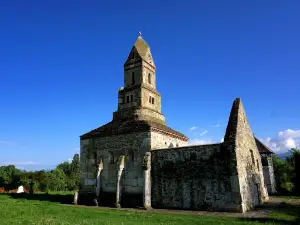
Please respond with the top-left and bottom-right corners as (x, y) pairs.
(138, 31), (142, 38)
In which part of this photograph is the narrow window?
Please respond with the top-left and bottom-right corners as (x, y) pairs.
(148, 73), (151, 84)
(256, 159), (260, 171)
(109, 152), (114, 164)
(132, 72), (135, 85)
(130, 150), (134, 161)
(152, 97), (155, 104)
(127, 96), (130, 103)
(130, 95), (133, 102)
(250, 150), (255, 165)
(149, 96), (151, 103)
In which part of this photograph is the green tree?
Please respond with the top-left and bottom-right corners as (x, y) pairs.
(46, 168), (66, 191)
(272, 148), (300, 195)
(57, 162), (71, 176)
(66, 154), (80, 190)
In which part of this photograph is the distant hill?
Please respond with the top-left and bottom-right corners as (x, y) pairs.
(276, 151), (292, 160)
(16, 164), (56, 172)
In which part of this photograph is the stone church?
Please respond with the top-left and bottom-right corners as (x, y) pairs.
(79, 33), (276, 212)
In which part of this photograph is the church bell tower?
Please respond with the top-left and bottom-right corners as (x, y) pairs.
(112, 32), (166, 125)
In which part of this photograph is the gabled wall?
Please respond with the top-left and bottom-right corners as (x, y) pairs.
(224, 98), (268, 212)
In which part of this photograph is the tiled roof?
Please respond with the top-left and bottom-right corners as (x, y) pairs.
(255, 137), (274, 154)
(80, 119), (188, 140)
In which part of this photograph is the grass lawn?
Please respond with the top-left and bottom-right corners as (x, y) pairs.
(0, 193), (299, 225)
(271, 195), (300, 200)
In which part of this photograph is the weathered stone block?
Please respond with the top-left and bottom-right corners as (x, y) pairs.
(138, 178), (144, 186)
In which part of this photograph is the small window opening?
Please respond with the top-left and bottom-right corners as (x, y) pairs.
(149, 96), (154, 104)
(132, 72), (135, 85)
(256, 159), (260, 171)
(127, 96), (130, 103)
(148, 73), (151, 84)
(130, 150), (134, 161)
(109, 152), (114, 164)
(250, 150), (255, 165)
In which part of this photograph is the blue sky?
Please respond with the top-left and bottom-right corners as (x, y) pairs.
(0, 1), (299, 170)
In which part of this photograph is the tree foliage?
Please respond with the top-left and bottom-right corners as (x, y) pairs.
(0, 154), (80, 192)
(272, 148), (300, 195)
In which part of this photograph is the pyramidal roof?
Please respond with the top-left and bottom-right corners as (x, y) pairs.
(224, 98), (248, 142)
(124, 33), (155, 67)
(134, 36), (150, 58)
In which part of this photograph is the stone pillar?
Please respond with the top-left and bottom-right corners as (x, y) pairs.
(142, 152), (152, 209)
(95, 157), (103, 197)
(262, 156), (277, 194)
(73, 192), (78, 205)
(115, 155), (125, 208)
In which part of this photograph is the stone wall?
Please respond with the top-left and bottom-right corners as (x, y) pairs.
(141, 86), (161, 112)
(142, 61), (156, 89)
(150, 131), (188, 150)
(150, 144), (242, 212)
(124, 62), (142, 87)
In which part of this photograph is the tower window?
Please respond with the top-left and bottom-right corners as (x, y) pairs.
(148, 73), (151, 84)
(127, 96), (130, 103)
(250, 149), (255, 165)
(132, 72), (135, 85)
(256, 159), (260, 171)
(149, 96), (155, 104)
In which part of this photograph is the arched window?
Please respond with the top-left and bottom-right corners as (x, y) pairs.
(148, 73), (151, 84)
(109, 152), (114, 164)
(129, 150), (134, 161)
(132, 72), (135, 85)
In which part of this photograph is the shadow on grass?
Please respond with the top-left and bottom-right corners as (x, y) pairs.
(7, 193), (74, 205)
(238, 202), (300, 225)
(5, 193), (300, 224)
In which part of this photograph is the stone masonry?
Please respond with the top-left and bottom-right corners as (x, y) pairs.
(79, 33), (274, 212)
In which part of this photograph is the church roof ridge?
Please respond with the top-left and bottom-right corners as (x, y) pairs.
(80, 119), (188, 140)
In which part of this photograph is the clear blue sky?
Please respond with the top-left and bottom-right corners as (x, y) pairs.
(0, 1), (299, 170)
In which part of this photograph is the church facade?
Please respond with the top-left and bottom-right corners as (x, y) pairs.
(79, 34), (275, 212)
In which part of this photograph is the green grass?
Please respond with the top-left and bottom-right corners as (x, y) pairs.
(0, 193), (299, 225)
(272, 195), (300, 200)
